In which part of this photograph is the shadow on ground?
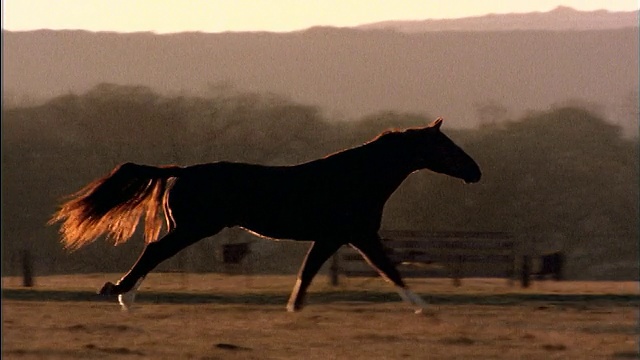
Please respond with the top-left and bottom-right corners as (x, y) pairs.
(3, 289), (639, 307)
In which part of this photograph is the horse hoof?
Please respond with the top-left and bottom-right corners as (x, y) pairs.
(98, 282), (117, 295)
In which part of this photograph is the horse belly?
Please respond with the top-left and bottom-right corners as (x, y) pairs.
(234, 202), (329, 240)
(235, 197), (378, 241)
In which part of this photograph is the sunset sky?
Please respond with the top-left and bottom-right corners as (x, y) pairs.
(3, 0), (638, 33)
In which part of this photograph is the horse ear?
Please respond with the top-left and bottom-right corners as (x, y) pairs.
(427, 117), (443, 130)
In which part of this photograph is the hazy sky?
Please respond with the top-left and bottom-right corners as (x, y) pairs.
(2, 0), (638, 33)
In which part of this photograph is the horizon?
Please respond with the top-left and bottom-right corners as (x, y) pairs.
(2, 0), (638, 34)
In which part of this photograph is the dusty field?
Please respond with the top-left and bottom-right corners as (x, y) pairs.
(2, 274), (639, 359)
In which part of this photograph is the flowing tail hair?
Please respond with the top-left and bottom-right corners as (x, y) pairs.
(49, 162), (182, 250)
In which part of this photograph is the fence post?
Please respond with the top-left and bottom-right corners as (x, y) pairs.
(507, 245), (516, 287)
(22, 250), (34, 287)
(553, 252), (565, 281)
(520, 255), (531, 288)
(452, 255), (463, 287)
(330, 254), (339, 286)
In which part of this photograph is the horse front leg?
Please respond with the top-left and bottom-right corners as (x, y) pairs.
(98, 228), (211, 310)
(287, 240), (344, 312)
(349, 238), (430, 314)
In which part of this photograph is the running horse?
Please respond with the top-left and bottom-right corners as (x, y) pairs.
(50, 118), (481, 313)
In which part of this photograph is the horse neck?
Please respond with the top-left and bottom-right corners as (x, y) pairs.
(375, 155), (417, 200)
(340, 140), (417, 196)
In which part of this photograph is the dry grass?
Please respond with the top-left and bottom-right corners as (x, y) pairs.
(2, 274), (639, 359)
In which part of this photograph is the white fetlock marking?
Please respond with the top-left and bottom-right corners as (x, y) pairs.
(397, 287), (429, 313)
(408, 290), (429, 309)
(397, 287), (413, 303)
(286, 279), (302, 312)
(118, 278), (144, 312)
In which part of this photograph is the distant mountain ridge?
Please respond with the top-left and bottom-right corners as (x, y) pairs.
(357, 6), (639, 32)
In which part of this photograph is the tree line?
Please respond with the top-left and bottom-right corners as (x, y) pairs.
(2, 84), (637, 279)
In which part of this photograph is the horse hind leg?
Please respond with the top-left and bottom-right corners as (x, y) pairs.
(99, 225), (222, 311)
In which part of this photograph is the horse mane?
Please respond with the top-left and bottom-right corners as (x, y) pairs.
(368, 125), (430, 144)
(318, 129), (401, 162)
(369, 129), (402, 143)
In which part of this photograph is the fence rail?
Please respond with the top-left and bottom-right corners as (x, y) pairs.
(335, 231), (524, 287)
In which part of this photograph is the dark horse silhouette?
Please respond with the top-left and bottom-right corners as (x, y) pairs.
(50, 118), (481, 313)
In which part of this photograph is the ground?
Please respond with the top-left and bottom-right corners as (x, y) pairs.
(2, 274), (639, 359)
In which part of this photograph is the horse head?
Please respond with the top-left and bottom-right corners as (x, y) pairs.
(401, 118), (481, 184)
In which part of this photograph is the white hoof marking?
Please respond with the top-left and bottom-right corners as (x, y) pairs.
(397, 287), (429, 313)
(118, 278), (144, 311)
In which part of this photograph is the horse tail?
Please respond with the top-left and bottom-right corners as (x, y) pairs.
(49, 162), (182, 250)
